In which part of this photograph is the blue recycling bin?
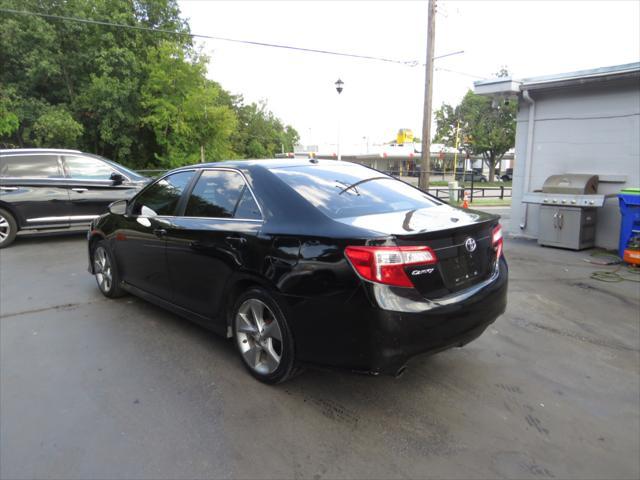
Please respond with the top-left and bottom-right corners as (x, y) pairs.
(618, 189), (640, 258)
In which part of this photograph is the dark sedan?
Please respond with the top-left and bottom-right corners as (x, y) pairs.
(87, 159), (507, 383)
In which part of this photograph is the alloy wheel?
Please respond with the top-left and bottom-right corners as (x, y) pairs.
(0, 214), (10, 243)
(235, 298), (283, 375)
(93, 246), (113, 293)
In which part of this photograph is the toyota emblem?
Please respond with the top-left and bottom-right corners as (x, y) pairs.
(464, 237), (477, 253)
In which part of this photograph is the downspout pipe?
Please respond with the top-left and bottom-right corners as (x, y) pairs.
(520, 89), (536, 230)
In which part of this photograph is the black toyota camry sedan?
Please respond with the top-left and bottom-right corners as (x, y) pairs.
(87, 159), (507, 383)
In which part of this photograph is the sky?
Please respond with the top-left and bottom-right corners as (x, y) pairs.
(178, 0), (640, 153)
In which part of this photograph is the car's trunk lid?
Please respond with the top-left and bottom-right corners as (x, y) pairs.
(337, 204), (500, 298)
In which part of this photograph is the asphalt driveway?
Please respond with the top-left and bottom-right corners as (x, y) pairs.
(1, 225), (639, 479)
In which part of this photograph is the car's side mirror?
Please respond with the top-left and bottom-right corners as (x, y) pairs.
(108, 199), (128, 215)
(110, 172), (125, 185)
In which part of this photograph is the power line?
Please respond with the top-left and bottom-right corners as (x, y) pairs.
(435, 67), (488, 80)
(1, 8), (423, 66)
(2, 7), (489, 82)
(1, 8), (476, 75)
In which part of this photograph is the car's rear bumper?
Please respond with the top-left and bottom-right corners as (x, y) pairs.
(289, 257), (508, 376)
(368, 264), (507, 375)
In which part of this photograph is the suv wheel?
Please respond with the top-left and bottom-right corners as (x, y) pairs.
(0, 208), (17, 248)
(232, 288), (301, 384)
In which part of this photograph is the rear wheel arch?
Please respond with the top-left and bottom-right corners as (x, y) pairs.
(223, 275), (279, 336)
(230, 285), (302, 383)
(0, 201), (23, 228)
(0, 206), (18, 248)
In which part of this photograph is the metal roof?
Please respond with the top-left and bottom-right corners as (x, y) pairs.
(520, 62), (639, 87)
(474, 62), (640, 94)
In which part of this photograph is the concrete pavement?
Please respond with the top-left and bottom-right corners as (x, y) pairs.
(1, 231), (638, 479)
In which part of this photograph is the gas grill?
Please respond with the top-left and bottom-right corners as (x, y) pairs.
(522, 174), (613, 250)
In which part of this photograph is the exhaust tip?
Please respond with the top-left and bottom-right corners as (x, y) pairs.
(395, 366), (407, 378)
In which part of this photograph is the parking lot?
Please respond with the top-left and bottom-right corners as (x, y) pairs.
(1, 212), (639, 479)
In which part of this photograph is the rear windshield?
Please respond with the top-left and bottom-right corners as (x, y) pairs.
(271, 163), (440, 219)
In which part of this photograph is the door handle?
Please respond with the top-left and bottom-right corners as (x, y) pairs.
(0, 186), (18, 191)
(225, 235), (247, 246)
(153, 228), (167, 238)
(72, 188), (88, 193)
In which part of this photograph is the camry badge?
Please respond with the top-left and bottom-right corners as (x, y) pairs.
(464, 237), (477, 253)
(411, 268), (435, 276)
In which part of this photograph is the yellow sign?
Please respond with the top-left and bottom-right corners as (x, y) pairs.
(396, 129), (414, 145)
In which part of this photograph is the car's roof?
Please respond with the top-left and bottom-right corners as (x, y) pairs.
(0, 148), (83, 155)
(172, 158), (358, 173)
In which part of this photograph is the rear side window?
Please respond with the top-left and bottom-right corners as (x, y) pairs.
(234, 188), (262, 220)
(132, 171), (194, 216)
(0, 155), (62, 178)
(63, 155), (116, 180)
(271, 164), (440, 219)
(184, 170), (261, 219)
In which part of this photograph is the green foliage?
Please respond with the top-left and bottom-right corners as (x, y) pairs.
(0, 89), (19, 138)
(140, 41), (237, 167)
(32, 105), (83, 147)
(434, 89), (516, 181)
(0, 0), (298, 167)
(228, 100), (300, 158)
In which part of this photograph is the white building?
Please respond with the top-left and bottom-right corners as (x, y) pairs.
(474, 62), (640, 249)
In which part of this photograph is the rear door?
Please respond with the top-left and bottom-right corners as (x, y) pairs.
(164, 169), (263, 320)
(0, 153), (71, 228)
(62, 154), (140, 224)
(113, 170), (196, 299)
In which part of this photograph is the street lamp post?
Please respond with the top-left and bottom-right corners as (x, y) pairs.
(335, 78), (344, 161)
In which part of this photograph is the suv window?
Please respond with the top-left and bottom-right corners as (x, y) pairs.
(63, 155), (116, 180)
(132, 171), (195, 216)
(271, 164), (439, 219)
(0, 154), (63, 178)
(184, 170), (261, 219)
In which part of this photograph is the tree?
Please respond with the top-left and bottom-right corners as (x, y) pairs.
(434, 89), (516, 181)
(495, 66), (510, 78)
(0, 0), (298, 167)
(140, 41), (237, 167)
(0, 89), (19, 141)
(32, 106), (83, 147)
(226, 99), (299, 159)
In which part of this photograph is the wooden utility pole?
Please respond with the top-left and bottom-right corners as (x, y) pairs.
(419, 0), (437, 191)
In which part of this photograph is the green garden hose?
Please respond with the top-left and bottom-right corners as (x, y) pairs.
(585, 251), (640, 283)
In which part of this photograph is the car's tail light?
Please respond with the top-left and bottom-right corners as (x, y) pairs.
(344, 245), (437, 288)
(492, 224), (503, 259)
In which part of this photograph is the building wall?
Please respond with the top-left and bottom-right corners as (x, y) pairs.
(510, 82), (640, 249)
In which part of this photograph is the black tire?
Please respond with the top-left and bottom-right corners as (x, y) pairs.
(91, 240), (125, 298)
(231, 287), (301, 384)
(0, 208), (18, 249)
